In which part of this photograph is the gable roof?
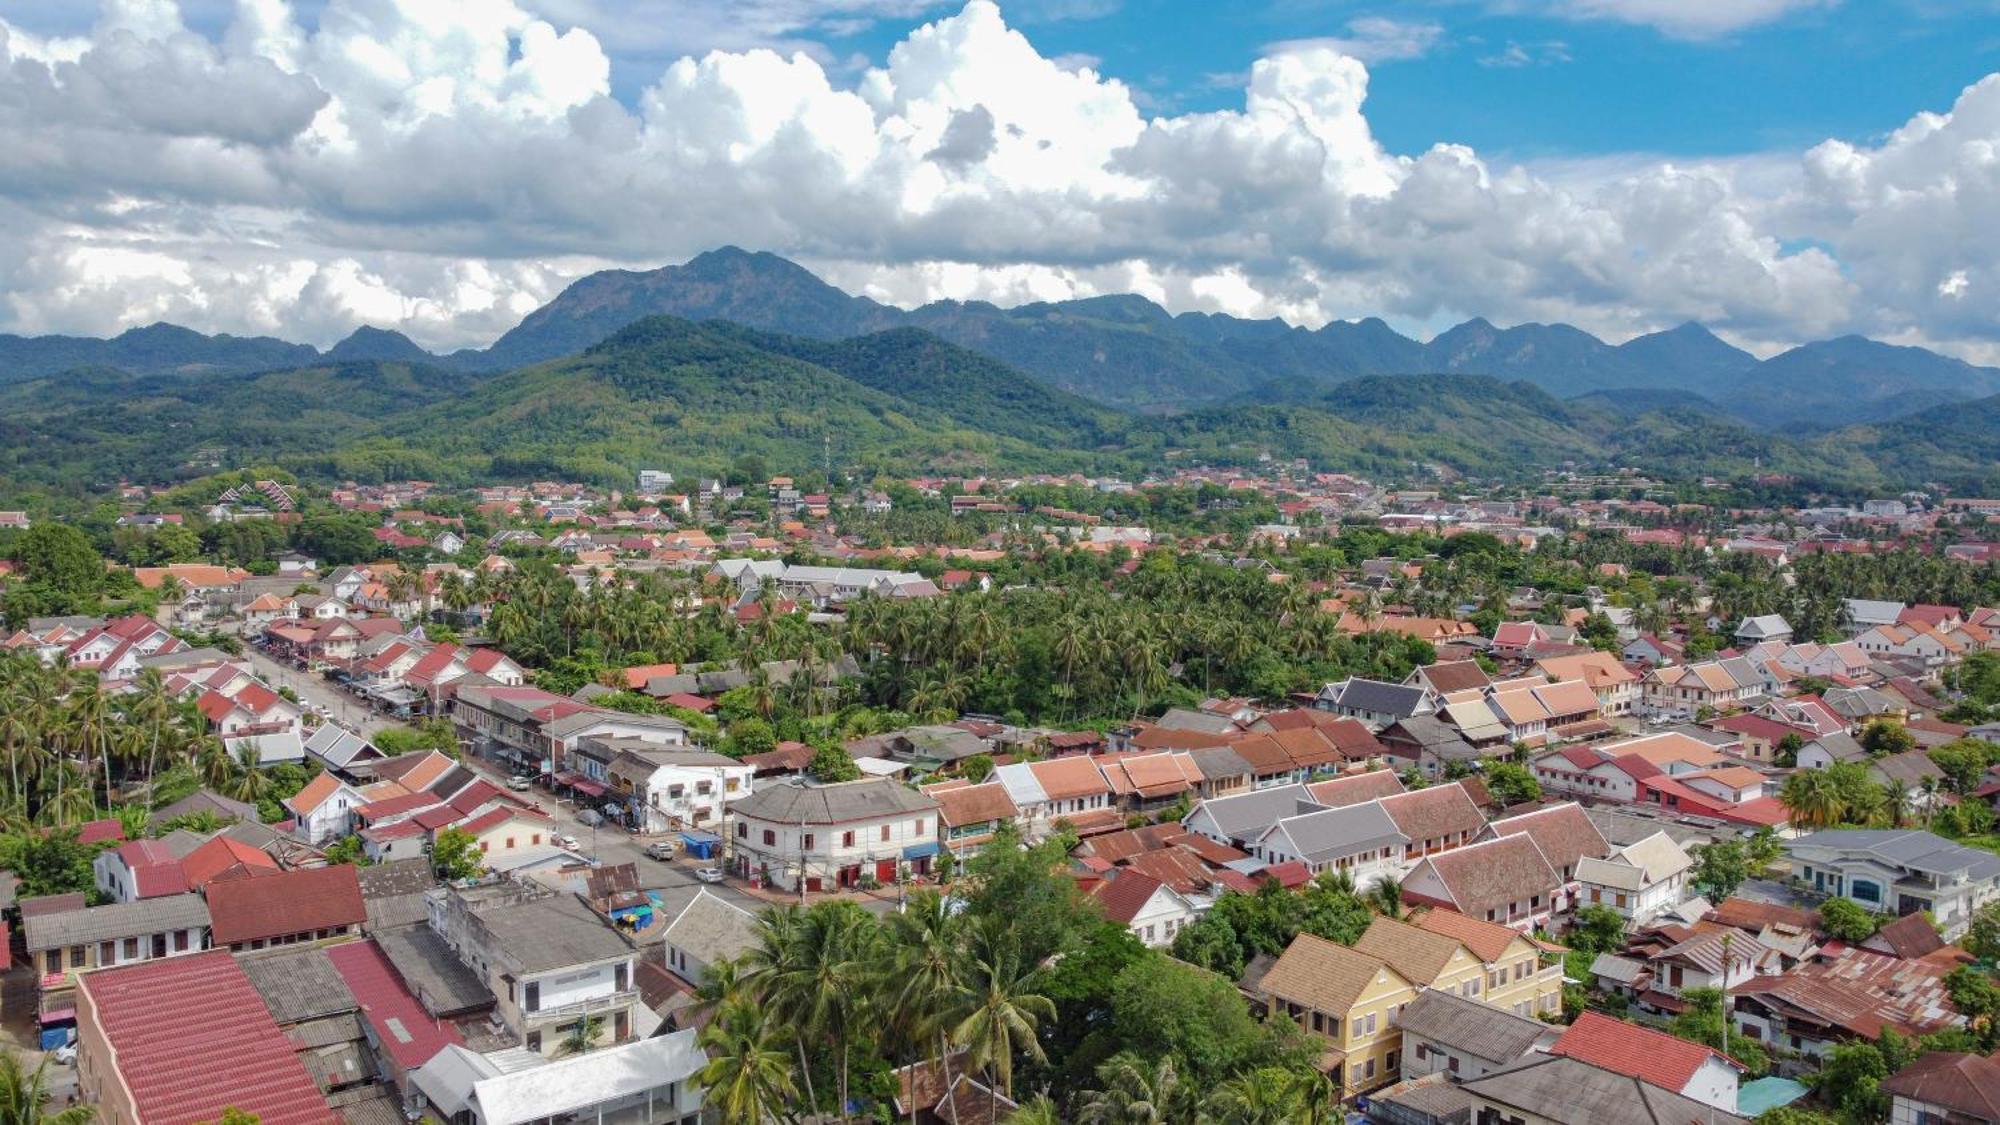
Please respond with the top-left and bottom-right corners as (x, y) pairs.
(1303, 768), (1406, 808)
(206, 865), (366, 945)
(661, 889), (760, 968)
(1461, 1053), (1748, 1125)
(731, 778), (940, 824)
(1410, 833), (1560, 918)
(1378, 783), (1486, 843)
(1088, 870), (1173, 926)
(1259, 932), (1408, 1015)
(1413, 907), (1532, 963)
(1880, 1052), (2000, 1120)
(1484, 802), (1610, 874)
(1551, 1011), (1741, 1090)
(1353, 916), (1470, 985)
(1396, 986), (1552, 1063)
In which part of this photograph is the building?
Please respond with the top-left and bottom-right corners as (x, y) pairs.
(412, 1033), (707, 1125)
(660, 889), (759, 987)
(1456, 1053), (1749, 1125)
(1880, 1051), (2000, 1125)
(1534, 651), (1641, 716)
(206, 864), (368, 952)
(1412, 908), (1565, 1017)
(1258, 932), (1417, 1099)
(283, 770), (370, 845)
(591, 739), (752, 833)
(92, 840), (188, 903)
(1574, 831), (1694, 925)
(1396, 986), (1558, 1082)
(1787, 829), (2000, 938)
(728, 779), (942, 891)
(1087, 869), (1199, 948)
(23, 894), (211, 983)
(76, 951), (334, 1125)
(1316, 678), (1436, 729)
(928, 780), (1021, 856)
(1401, 833), (1563, 932)
(427, 884), (642, 1056)
(1249, 801), (1407, 887)
(1551, 1010), (1744, 1113)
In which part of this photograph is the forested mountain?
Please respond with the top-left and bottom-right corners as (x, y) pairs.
(4, 248), (1997, 433)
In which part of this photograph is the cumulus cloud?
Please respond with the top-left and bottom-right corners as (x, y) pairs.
(0, 0), (1988, 363)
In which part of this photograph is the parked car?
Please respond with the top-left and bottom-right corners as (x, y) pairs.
(505, 775), (533, 792)
(553, 833), (579, 851)
(694, 867), (725, 884)
(645, 841), (678, 861)
(576, 808), (605, 828)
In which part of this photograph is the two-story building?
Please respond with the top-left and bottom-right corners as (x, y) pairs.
(591, 739), (752, 833)
(427, 884), (642, 1055)
(1411, 907), (1566, 1018)
(1788, 828), (2000, 939)
(1257, 932), (1417, 1099)
(1396, 987), (1557, 1083)
(1574, 831), (1695, 926)
(1248, 801), (1407, 887)
(1401, 833), (1563, 933)
(728, 779), (943, 891)
(660, 889), (760, 988)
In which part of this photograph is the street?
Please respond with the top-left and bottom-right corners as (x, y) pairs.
(242, 646), (394, 737)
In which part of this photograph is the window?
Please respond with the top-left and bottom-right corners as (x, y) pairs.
(524, 981), (540, 1012)
(1414, 1042), (1428, 1060)
(696, 781), (712, 795)
(506, 837), (516, 850)
(1614, 893), (1627, 908)
(802, 834), (815, 850)
(123, 937), (139, 960)
(174, 931), (189, 952)
(881, 825), (892, 842)
(532, 834), (542, 846)
(915, 819), (926, 835)
(763, 830), (776, 846)
(1364, 1058), (1375, 1079)
(1447, 1056), (1460, 1074)
(526, 1030), (542, 1052)
(479, 841), (489, 853)
(842, 831), (855, 848)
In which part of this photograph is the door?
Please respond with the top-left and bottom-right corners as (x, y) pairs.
(876, 859), (898, 884)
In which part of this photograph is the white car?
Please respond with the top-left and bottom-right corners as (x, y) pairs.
(505, 775), (533, 792)
(694, 867), (725, 884)
(553, 834), (579, 851)
(51, 1044), (76, 1065)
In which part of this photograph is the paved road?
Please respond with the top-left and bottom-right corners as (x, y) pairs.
(242, 646), (394, 736)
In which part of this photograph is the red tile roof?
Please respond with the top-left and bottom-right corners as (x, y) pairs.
(325, 940), (464, 1072)
(1089, 870), (1167, 925)
(80, 952), (331, 1125)
(180, 836), (279, 889)
(206, 865), (366, 945)
(1550, 1010), (1738, 1091)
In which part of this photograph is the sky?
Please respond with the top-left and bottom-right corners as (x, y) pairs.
(1, 0), (1997, 362)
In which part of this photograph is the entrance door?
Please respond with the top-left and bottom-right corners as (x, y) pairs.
(876, 859), (898, 884)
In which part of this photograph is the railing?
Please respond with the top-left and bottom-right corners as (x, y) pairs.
(524, 989), (639, 1024)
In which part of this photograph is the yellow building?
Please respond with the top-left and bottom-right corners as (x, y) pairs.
(1413, 907), (1565, 1018)
(1258, 933), (1417, 1098)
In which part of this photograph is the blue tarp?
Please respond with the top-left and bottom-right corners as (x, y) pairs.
(679, 831), (721, 859)
(903, 841), (940, 860)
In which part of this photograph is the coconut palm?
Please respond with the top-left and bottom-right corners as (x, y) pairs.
(0, 1051), (92, 1125)
(1003, 1095), (1061, 1125)
(951, 920), (1055, 1123)
(1075, 1054), (1188, 1125)
(1369, 876), (1407, 920)
(1202, 1066), (1331, 1125)
(697, 997), (799, 1125)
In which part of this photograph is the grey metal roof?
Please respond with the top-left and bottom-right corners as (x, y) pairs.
(1790, 828), (2000, 880)
(1388, 714), (1479, 753)
(1462, 1054), (1748, 1125)
(1187, 746), (1252, 781)
(661, 890), (760, 968)
(1396, 987), (1551, 1064)
(1154, 708), (1241, 736)
(1186, 784), (1316, 839)
(23, 894), (212, 952)
(731, 778), (940, 825)
(477, 892), (634, 974)
(239, 946), (358, 1025)
(373, 924), (494, 1016)
(147, 788), (258, 828)
(1266, 801), (1407, 863)
(1327, 678), (1428, 717)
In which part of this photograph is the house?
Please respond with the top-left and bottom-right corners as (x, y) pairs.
(1456, 1053), (1749, 1125)
(1380, 783), (1489, 863)
(93, 841), (189, 903)
(1735, 614), (1794, 646)
(1482, 802), (1611, 902)
(1641, 659), (1764, 716)
(1732, 943), (1965, 1061)
(1574, 831), (1694, 925)
(427, 884), (642, 1055)
(411, 1032), (707, 1125)
(928, 781), (1020, 856)
(1396, 987), (1558, 1083)
(326, 939), (466, 1097)
(1381, 715), (1483, 778)
(1258, 932), (1417, 1099)
(1796, 730), (1869, 770)
(1787, 829), (2000, 938)
(1535, 651), (1641, 716)
(1401, 832), (1563, 932)
(1551, 1010), (1744, 1113)
(1404, 660), (1492, 704)
(1181, 783), (1320, 851)
(1315, 678), (1436, 729)
(1412, 908), (1565, 1017)
(302, 723), (385, 774)
(75, 952), (335, 1125)
(728, 779), (942, 890)
(993, 756), (1115, 835)
(283, 770), (369, 845)
(1880, 1052), (2000, 1125)
(1855, 622), (1966, 669)
(1087, 869), (1200, 948)
(594, 740), (751, 833)
(660, 889), (759, 987)
(1249, 801), (1407, 887)
(206, 865), (367, 952)
(23, 894), (212, 984)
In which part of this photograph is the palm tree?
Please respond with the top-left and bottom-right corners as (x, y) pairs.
(0, 1049), (93, 1125)
(1076, 1054), (1187, 1125)
(558, 1013), (603, 1056)
(1004, 1095), (1061, 1125)
(1369, 876), (1406, 921)
(884, 891), (965, 1120)
(951, 920), (1055, 1123)
(224, 745), (273, 805)
(1202, 1067), (1331, 1125)
(698, 997), (799, 1125)
(1779, 769), (1840, 830)
(739, 907), (820, 1116)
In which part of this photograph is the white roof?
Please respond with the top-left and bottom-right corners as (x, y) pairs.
(855, 757), (912, 777)
(470, 1030), (706, 1125)
(1575, 855), (1644, 892)
(992, 762), (1048, 807)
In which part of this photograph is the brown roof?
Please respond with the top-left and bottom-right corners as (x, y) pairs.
(929, 782), (1018, 828)
(1260, 933), (1405, 1016)
(892, 1052), (969, 1116)
(1378, 784), (1486, 843)
(1269, 727), (1344, 769)
(1027, 755), (1110, 801)
(1414, 834), (1560, 917)
(1880, 1052), (2000, 1120)
(1705, 897), (1819, 935)
(1120, 847), (1216, 895)
(206, 865), (366, 945)
(1088, 870), (1169, 925)
(1227, 734), (1294, 775)
(934, 1075), (1019, 1125)
(1304, 769), (1407, 808)
(1864, 912), (1947, 960)
(1353, 916), (1469, 985)
(1484, 803), (1610, 875)
(1414, 907), (1531, 964)
(1418, 661), (1492, 694)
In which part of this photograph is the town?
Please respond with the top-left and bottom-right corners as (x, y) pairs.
(0, 460), (1995, 1125)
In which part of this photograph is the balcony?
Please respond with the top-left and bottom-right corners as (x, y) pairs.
(523, 989), (640, 1025)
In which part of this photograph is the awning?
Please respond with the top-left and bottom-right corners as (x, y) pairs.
(571, 778), (609, 798)
(902, 842), (940, 860)
(38, 1008), (75, 1024)
(552, 771), (585, 786)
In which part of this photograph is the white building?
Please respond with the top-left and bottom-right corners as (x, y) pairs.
(594, 739), (753, 833)
(1788, 828), (2000, 939)
(728, 779), (942, 891)
(1574, 831), (1694, 925)
(412, 1032), (706, 1125)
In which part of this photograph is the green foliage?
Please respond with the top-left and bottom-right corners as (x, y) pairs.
(1929, 739), (1998, 796)
(1671, 987), (1767, 1077)
(1818, 897), (1883, 943)
(431, 826), (483, 882)
(1569, 905), (1627, 956)
(1691, 838), (1754, 902)
(807, 743), (861, 783)
(1813, 1038), (1891, 1124)
(961, 753), (995, 784)
(1484, 761), (1541, 806)
(1857, 719), (1916, 757)
(0, 828), (103, 898)
(726, 718), (778, 759)
(374, 719), (458, 757)
(322, 835), (370, 867)
(1107, 952), (1310, 1090)
(1947, 966), (2000, 1051)
(1966, 901), (2000, 962)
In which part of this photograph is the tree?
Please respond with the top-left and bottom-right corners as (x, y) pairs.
(1947, 966), (2000, 1051)
(807, 742), (861, 783)
(1076, 1054), (1191, 1125)
(431, 826), (483, 882)
(1203, 1066), (1331, 1125)
(1813, 1039), (1890, 1123)
(1818, 897), (1882, 943)
(962, 753), (995, 783)
(559, 1013), (604, 1056)
(1966, 901), (2000, 962)
(726, 717), (778, 759)
(1690, 838), (1752, 902)
(0, 1050), (94, 1125)
(1858, 720), (1916, 757)
(1570, 905), (1627, 956)
(0, 828), (99, 898)
(322, 835), (370, 867)
(1671, 987), (1767, 1077)
(1484, 762), (1541, 806)
(12, 524), (104, 601)
(952, 920), (1055, 1118)
(1775, 732), (1804, 768)
(1929, 740), (1994, 796)
(698, 998), (799, 1125)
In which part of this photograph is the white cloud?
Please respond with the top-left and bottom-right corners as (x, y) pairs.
(1479, 40), (1571, 67)
(1269, 16), (1444, 65)
(0, 0), (1987, 365)
(1546, 0), (1834, 40)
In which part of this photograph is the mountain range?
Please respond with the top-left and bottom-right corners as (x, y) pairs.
(5, 247), (1998, 433)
